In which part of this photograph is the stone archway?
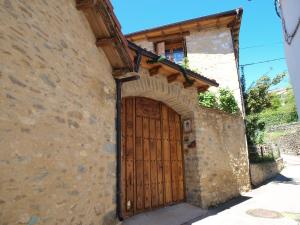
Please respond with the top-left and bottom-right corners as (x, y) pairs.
(121, 73), (204, 214)
(122, 74), (198, 118)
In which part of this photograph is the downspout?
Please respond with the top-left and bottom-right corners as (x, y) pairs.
(116, 53), (141, 221)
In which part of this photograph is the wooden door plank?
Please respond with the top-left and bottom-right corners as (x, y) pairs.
(125, 98), (134, 215)
(142, 115), (151, 209)
(122, 97), (185, 216)
(136, 160), (144, 210)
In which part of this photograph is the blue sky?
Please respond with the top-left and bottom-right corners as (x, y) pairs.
(112, 0), (289, 89)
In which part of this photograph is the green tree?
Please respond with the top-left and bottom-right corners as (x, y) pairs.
(245, 115), (265, 146)
(218, 88), (239, 114)
(270, 93), (281, 110)
(243, 72), (286, 145)
(198, 91), (218, 108)
(245, 72), (286, 114)
(198, 88), (239, 114)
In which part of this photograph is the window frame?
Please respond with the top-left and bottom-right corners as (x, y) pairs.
(155, 38), (187, 64)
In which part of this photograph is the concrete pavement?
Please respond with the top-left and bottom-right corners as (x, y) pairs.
(185, 154), (300, 225)
(122, 203), (207, 225)
(122, 155), (300, 225)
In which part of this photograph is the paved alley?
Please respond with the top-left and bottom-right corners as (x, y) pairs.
(123, 155), (300, 225)
(185, 154), (300, 225)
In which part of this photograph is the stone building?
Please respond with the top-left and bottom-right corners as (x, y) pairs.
(0, 1), (250, 225)
(126, 9), (244, 113)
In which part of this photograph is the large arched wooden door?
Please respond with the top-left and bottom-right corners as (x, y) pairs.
(121, 97), (185, 217)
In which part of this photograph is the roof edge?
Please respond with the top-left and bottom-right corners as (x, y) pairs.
(125, 8), (243, 38)
(128, 41), (219, 87)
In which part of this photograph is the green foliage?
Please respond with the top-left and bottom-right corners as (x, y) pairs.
(270, 93), (281, 110)
(249, 152), (277, 164)
(218, 88), (239, 114)
(181, 57), (190, 69)
(245, 115), (265, 146)
(259, 87), (298, 127)
(245, 72), (286, 114)
(198, 88), (239, 114)
(243, 72), (292, 145)
(259, 109), (298, 127)
(181, 57), (200, 73)
(198, 91), (218, 109)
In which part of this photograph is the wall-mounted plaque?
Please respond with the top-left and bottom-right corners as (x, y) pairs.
(183, 119), (192, 133)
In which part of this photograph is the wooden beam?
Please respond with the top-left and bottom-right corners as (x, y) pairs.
(76, 0), (96, 10)
(147, 31), (190, 42)
(197, 85), (209, 92)
(167, 73), (180, 83)
(149, 66), (161, 76)
(96, 37), (117, 47)
(112, 68), (130, 76)
(183, 81), (194, 88)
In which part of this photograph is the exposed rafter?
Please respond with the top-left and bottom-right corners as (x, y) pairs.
(113, 68), (131, 76)
(183, 81), (194, 88)
(96, 37), (117, 47)
(197, 85), (209, 93)
(149, 66), (161, 76)
(167, 73), (180, 83)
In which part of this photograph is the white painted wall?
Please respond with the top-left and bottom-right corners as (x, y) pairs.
(280, 0), (300, 120)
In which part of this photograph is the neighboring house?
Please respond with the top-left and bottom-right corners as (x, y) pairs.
(278, 0), (300, 121)
(0, 1), (250, 225)
(126, 9), (245, 113)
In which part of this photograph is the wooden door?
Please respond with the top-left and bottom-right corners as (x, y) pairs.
(121, 97), (185, 217)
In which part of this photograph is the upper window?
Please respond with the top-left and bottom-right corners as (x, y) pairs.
(155, 39), (186, 65)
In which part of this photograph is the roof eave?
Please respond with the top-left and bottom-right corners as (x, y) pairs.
(125, 8), (243, 38)
(128, 41), (219, 88)
(76, 0), (134, 75)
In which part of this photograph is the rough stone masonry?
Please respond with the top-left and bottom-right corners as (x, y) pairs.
(0, 1), (251, 224)
(0, 1), (118, 224)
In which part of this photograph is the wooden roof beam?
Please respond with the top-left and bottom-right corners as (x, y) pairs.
(76, 0), (96, 10)
(197, 85), (209, 93)
(167, 73), (180, 83)
(183, 81), (194, 88)
(112, 68), (131, 76)
(147, 31), (190, 42)
(149, 66), (161, 76)
(96, 37), (117, 47)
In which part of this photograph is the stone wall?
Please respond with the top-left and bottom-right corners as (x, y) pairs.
(266, 122), (300, 155)
(186, 28), (243, 112)
(189, 108), (251, 208)
(133, 40), (155, 52)
(250, 158), (284, 186)
(0, 1), (118, 225)
(123, 72), (251, 209)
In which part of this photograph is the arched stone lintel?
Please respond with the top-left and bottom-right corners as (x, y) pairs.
(122, 75), (198, 118)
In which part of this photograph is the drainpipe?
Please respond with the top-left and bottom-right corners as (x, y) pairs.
(115, 74), (140, 221)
